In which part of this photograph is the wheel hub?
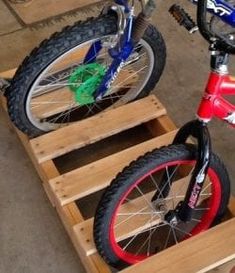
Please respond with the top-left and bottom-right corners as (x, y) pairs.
(164, 210), (179, 226)
(68, 63), (106, 106)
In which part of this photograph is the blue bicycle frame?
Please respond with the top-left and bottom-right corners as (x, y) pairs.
(192, 0), (235, 27)
(83, 0), (235, 101)
(83, 0), (135, 100)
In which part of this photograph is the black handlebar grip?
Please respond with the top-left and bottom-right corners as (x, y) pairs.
(169, 4), (198, 34)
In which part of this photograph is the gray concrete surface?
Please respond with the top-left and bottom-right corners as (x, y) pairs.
(0, 0), (234, 273)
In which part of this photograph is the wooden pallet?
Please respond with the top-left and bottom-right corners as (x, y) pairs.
(1, 69), (235, 273)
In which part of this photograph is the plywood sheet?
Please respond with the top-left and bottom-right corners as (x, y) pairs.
(0, 1), (21, 35)
(6, 0), (105, 25)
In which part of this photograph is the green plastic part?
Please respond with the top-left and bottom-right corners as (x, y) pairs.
(68, 63), (106, 105)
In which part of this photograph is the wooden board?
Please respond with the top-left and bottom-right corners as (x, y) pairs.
(121, 214), (235, 273)
(0, 68), (16, 79)
(0, 1), (21, 35)
(207, 259), (235, 273)
(5, 0), (106, 25)
(30, 95), (166, 163)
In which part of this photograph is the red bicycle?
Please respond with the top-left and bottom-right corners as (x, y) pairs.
(93, 0), (234, 269)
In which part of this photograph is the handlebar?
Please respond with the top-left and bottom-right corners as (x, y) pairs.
(197, 0), (235, 54)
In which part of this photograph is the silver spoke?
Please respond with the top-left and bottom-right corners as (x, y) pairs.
(168, 224), (192, 237)
(194, 207), (210, 211)
(163, 227), (172, 250)
(114, 206), (149, 228)
(156, 165), (180, 201)
(135, 222), (168, 255)
(117, 212), (164, 216)
(191, 218), (201, 223)
(135, 185), (154, 209)
(171, 226), (179, 244)
(200, 182), (212, 195)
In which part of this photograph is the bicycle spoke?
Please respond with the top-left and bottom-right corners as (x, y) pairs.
(114, 206), (149, 228)
(162, 226), (172, 250)
(171, 226), (179, 244)
(168, 224), (192, 237)
(191, 218), (201, 223)
(134, 222), (167, 255)
(135, 185), (154, 209)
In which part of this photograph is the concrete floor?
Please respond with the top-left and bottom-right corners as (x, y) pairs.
(0, 0), (234, 273)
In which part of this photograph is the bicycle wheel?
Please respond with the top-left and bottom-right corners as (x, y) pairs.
(6, 14), (166, 137)
(94, 144), (230, 269)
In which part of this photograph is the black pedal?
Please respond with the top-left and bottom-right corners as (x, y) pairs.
(169, 4), (198, 34)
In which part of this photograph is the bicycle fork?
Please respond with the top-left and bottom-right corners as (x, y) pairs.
(84, 0), (157, 100)
(152, 119), (212, 224)
(173, 120), (211, 222)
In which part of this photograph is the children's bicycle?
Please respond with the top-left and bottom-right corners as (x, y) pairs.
(93, 0), (234, 269)
(5, 0), (167, 137)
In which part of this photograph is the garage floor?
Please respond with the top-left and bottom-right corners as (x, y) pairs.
(0, 1), (234, 273)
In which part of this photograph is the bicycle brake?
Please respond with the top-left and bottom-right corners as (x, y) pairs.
(169, 4), (198, 34)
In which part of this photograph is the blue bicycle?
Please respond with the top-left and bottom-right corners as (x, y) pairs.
(7, 0), (235, 137)
(6, 0), (167, 137)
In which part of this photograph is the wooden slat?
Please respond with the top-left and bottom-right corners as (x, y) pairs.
(120, 217), (235, 273)
(207, 259), (235, 273)
(0, 68), (16, 79)
(73, 177), (189, 256)
(57, 203), (111, 273)
(229, 196), (235, 217)
(49, 129), (177, 206)
(30, 95), (166, 163)
(147, 115), (177, 136)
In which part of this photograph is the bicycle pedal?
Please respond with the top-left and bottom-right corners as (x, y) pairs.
(169, 4), (198, 34)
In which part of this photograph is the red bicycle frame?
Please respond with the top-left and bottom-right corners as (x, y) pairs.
(197, 72), (235, 127)
(170, 52), (234, 222)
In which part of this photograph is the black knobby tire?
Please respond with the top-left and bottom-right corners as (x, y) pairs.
(93, 144), (230, 269)
(6, 14), (166, 137)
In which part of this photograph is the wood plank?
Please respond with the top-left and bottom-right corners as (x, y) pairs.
(40, 161), (61, 206)
(57, 203), (111, 273)
(0, 68), (16, 79)
(120, 218), (235, 273)
(229, 196), (235, 217)
(147, 115), (177, 136)
(49, 129), (177, 206)
(0, 1), (21, 36)
(206, 259), (235, 273)
(30, 95), (166, 163)
(73, 177), (189, 256)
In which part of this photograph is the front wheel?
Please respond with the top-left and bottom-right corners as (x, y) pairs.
(6, 14), (166, 137)
(94, 144), (230, 269)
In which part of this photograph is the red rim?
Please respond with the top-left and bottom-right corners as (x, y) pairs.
(109, 160), (222, 264)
